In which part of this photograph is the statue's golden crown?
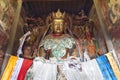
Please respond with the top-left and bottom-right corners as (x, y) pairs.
(52, 9), (65, 19)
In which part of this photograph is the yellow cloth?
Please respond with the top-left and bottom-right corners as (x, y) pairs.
(1, 56), (18, 80)
(105, 53), (120, 80)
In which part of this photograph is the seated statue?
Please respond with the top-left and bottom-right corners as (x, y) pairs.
(25, 10), (85, 80)
(38, 9), (81, 60)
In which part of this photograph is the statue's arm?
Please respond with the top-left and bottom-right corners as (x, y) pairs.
(39, 47), (52, 59)
(39, 47), (46, 57)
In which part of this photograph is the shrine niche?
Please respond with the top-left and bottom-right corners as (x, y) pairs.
(19, 9), (99, 60)
(70, 10), (99, 58)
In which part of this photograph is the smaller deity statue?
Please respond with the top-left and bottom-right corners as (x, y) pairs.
(82, 23), (97, 59)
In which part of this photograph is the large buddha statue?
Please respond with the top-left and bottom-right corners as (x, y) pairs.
(24, 10), (85, 80)
(39, 9), (80, 60)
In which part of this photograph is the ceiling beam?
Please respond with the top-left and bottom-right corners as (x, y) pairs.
(23, 0), (74, 2)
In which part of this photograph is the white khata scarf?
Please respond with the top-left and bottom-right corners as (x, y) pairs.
(63, 59), (103, 80)
(25, 57), (57, 80)
(82, 59), (104, 80)
(83, 49), (90, 61)
(63, 61), (88, 80)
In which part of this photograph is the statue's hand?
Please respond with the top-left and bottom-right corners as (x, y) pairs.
(68, 56), (78, 60)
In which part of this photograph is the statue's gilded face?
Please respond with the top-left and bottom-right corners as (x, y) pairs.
(52, 19), (65, 34)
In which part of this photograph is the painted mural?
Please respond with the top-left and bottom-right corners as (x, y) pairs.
(0, 0), (18, 47)
(99, 0), (120, 60)
(0, 0), (17, 33)
(0, 0), (18, 73)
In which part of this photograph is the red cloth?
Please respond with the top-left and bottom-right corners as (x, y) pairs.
(17, 59), (33, 80)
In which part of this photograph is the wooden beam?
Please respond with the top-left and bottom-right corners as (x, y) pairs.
(23, 0), (76, 2)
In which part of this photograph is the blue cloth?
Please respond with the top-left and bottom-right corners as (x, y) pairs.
(96, 55), (117, 80)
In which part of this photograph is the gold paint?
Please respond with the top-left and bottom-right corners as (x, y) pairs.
(52, 19), (65, 34)
(52, 9), (65, 19)
(50, 9), (66, 34)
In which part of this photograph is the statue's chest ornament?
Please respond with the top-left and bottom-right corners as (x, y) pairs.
(42, 37), (75, 58)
